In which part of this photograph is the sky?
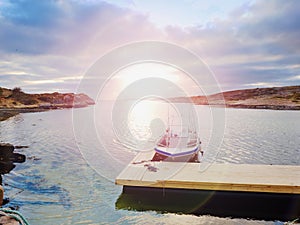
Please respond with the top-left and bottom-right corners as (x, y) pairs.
(0, 0), (300, 96)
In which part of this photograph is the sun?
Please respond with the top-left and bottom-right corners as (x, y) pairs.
(97, 61), (202, 101)
(114, 62), (180, 87)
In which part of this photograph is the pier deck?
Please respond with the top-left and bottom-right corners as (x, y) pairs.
(116, 151), (300, 194)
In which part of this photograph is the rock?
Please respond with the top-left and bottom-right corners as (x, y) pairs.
(9, 153), (26, 163)
(0, 143), (14, 157)
(0, 111), (19, 121)
(0, 162), (15, 175)
(0, 143), (26, 174)
(14, 145), (29, 149)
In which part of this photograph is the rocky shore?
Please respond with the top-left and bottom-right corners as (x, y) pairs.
(0, 110), (19, 121)
(0, 143), (27, 224)
(0, 87), (95, 121)
(171, 85), (300, 110)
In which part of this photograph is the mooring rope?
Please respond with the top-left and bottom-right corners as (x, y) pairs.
(0, 208), (30, 225)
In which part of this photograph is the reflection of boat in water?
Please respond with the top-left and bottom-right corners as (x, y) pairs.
(154, 125), (202, 162)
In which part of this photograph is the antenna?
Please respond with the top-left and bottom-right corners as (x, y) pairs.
(167, 103), (169, 129)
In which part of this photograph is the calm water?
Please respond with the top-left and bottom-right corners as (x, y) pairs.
(0, 102), (299, 224)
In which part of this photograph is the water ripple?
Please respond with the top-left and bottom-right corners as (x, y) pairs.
(0, 106), (299, 224)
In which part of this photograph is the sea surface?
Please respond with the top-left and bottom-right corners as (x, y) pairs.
(0, 101), (299, 225)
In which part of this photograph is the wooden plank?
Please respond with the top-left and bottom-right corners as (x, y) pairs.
(130, 150), (155, 163)
(116, 152), (300, 194)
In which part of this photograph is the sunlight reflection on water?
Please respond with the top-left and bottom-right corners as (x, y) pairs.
(0, 106), (299, 224)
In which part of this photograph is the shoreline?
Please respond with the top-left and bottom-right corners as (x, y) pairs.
(224, 104), (300, 110)
(1, 102), (298, 123)
(0, 106), (87, 122)
(170, 85), (300, 110)
(0, 87), (95, 121)
(196, 103), (300, 110)
(0, 110), (20, 121)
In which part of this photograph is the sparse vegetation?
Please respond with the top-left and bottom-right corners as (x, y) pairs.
(0, 86), (95, 121)
(290, 92), (300, 102)
(22, 98), (38, 105)
(12, 87), (22, 94)
(172, 85), (300, 110)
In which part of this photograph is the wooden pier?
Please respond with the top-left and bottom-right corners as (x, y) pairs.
(116, 151), (300, 194)
(115, 151), (300, 220)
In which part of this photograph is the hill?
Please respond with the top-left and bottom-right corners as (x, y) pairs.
(0, 87), (95, 121)
(171, 85), (300, 110)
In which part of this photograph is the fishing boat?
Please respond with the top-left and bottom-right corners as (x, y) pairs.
(154, 125), (202, 162)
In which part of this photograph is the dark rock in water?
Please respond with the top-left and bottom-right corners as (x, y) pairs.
(0, 143), (26, 208)
(0, 143), (26, 176)
(0, 161), (15, 174)
(14, 145), (29, 149)
(9, 153), (26, 163)
(0, 143), (15, 162)
(0, 143), (14, 156)
(0, 143), (26, 162)
(27, 156), (41, 161)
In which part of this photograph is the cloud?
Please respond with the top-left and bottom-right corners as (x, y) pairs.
(0, 0), (66, 54)
(287, 75), (300, 81)
(0, 0), (163, 92)
(244, 82), (281, 88)
(0, 0), (299, 94)
(0, 0), (161, 56)
(164, 0), (300, 90)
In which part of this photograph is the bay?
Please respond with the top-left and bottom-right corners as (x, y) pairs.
(0, 101), (299, 224)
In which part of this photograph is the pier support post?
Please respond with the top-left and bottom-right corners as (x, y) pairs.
(0, 185), (3, 206)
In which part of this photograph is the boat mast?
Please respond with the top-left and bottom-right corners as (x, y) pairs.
(167, 104), (170, 147)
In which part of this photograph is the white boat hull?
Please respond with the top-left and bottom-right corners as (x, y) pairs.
(154, 146), (201, 162)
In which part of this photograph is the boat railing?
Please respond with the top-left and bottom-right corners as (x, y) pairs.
(187, 139), (198, 147)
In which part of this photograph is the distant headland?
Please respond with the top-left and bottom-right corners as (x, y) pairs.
(0, 87), (95, 121)
(170, 85), (300, 110)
